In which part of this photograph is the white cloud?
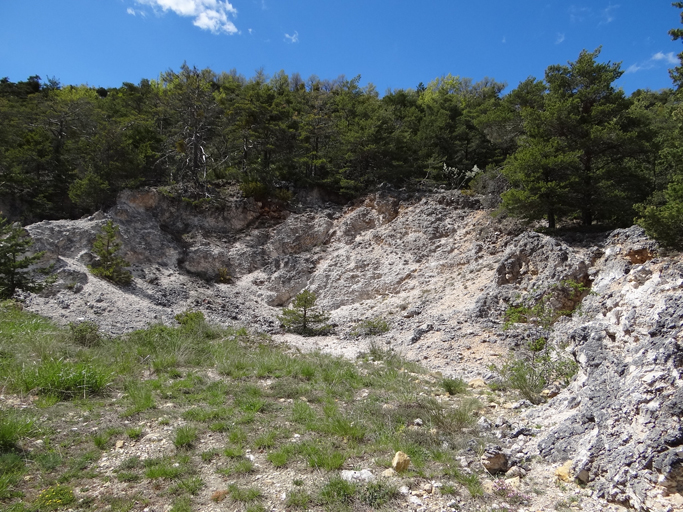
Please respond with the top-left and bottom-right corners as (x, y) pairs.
(134, 0), (238, 34)
(653, 51), (679, 65)
(284, 30), (299, 43)
(127, 7), (136, 15)
(599, 4), (619, 25)
(555, 33), (565, 44)
(248, 28), (253, 35)
(568, 5), (591, 23)
(626, 51), (679, 74)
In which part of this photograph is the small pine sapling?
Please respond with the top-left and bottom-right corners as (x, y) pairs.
(89, 220), (132, 285)
(278, 290), (332, 336)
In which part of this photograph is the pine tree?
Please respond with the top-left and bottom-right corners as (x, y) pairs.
(278, 290), (331, 336)
(89, 220), (132, 285)
(0, 216), (48, 298)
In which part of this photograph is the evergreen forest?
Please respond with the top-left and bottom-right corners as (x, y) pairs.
(2, 8), (683, 247)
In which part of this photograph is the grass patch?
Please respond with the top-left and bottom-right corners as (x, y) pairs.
(228, 483), (262, 502)
(441, 377), (468, 395)
(0, 411), (34, 451)
(0, 307), (492, 511)
(173, 425), (198, 449)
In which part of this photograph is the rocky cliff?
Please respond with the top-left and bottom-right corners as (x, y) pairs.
(20, 187), (683, 511)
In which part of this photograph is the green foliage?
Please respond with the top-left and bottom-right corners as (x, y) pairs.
(503, 279), (590, 330)
(89, 220), (132, 285)
(173, 426), (198, 449)
(0, 216), (50, 299)
(351, 317), (389, 337)
(285, 488), (312, 509)
(359, 481), (399, 507)
(637, 180), (683, 249)
(126, 427), (144, 440)
(441, 377), (468, 395)
(319, 475), (357, 505)
(501, 48), (650, 228)
(217, 267), (231, 283)
(19, 358), (111, 399)
(278, 290), (332, 336)
(497, 280), (584, 403)
(228, 483), (262, 503)
(174, 310), (205, 326)
(493, 338), (578, 404)
(34, 485), (75, 510)
(0, 411), (34, 451)
(68, 320), (102, 347)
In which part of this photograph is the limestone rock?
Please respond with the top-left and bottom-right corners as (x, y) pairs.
(468, 378), (487, 389)
(481, 445), (508, 473)
(555, 460), (574, 482)
(392, 451), (411, 472)
(340, 469), (375, 483)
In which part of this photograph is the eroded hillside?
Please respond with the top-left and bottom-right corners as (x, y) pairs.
(17, 187), (683, 511)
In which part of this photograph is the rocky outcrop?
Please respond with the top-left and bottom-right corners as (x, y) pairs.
(529, 227), (683, 511)
(19, 189), (683, 511)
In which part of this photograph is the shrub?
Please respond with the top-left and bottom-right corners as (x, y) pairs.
(89, 220), (132, 285)
(636, 181), (683, 249)
(503, 279), (591, 330)
(351, 317), (390, 337)
(441, 377), (467, 395)
(34, 485), (75, 510)
(217, 267), (231, 283)
(493, 340), (578, 404)
(278, 290), (332, 336)
(69, 321), (102, 347)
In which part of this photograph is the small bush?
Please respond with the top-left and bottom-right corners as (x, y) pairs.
(217, 267), (231, 283)
(351, 317), (389, 337)
(494, 348), (578, 405)
(69, 321), (102, 347)
(35, 485), (75, 510)
(441, 377), (467, 395)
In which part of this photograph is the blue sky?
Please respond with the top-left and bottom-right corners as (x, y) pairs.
(1, 1), (681, 95)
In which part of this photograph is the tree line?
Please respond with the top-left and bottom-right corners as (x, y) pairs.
(1, 6), (683, 247)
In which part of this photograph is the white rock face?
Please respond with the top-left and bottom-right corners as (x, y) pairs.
(18, 187), (683, 511)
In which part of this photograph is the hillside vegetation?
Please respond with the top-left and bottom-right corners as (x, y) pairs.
(1, 39), (683, 246)
(0, 302), (539, 512)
